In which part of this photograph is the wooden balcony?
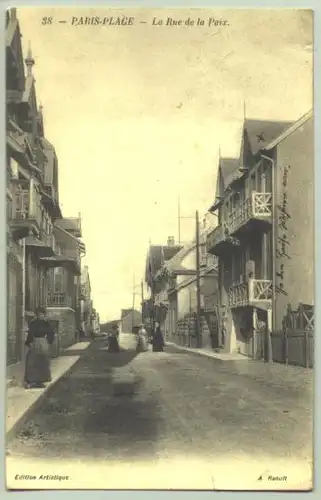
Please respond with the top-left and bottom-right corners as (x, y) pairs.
(10, 180), (42, 238)
(206, 224), (240, 256)
(47, 292), (73, 308)
(228, 192), (272, 236)
(6, 90), (23, 103)
(228, 279), (272, 309)
(42, 184), (62, 219)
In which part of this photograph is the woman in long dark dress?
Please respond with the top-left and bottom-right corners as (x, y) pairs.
(24, 307), (55, 389)
(152, 322), (164, 352)
(108, 326), (120, 353)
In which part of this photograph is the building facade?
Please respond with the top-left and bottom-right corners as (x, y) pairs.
(121, 309), (142, 333)
(46, 217), (85, 349)
(80, 265), (92, 336)
(153, 225), (219, 348)
(6, 9), (96, 378)
(206, 111), (314, 364)
(144, 237), (183, 332)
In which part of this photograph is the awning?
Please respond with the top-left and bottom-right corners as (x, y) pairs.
(25, 236), (55, 258)
(7, 134), (25, 154)
(25, 236), (47, 248)
(40, 254), (81, 275)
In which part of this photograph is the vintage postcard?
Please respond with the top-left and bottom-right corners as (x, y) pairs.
(5, 7), (313, 491)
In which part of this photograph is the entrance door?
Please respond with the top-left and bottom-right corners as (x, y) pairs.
(204, 309), (219, 349)
(256, 309), (268, 360)
(48, 320), (60, 358)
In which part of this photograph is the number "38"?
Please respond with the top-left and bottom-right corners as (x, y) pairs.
(42, 17), (53, 25)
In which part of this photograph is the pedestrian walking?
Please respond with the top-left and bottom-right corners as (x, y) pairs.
(152, 322), (165, 352)
(107, 325), (120, 353)
(24, 307), (55, 389)
(136, 324), (148, 352)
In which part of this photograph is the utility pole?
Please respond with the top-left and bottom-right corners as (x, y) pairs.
(195, 210), (202, 348)
(141, 280), (144, 323)
(131, 274), (135, 333)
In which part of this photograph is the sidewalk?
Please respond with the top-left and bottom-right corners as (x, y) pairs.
(6, 342), (91, 441)
(166, 342), (313, 387)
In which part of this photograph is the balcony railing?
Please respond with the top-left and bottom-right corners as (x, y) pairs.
(228, 279), (272, 308)
(206, 224), (225, 253)
(12, 181), (42, 229)
(206, 223), (239, 255)
(229, 192), (272, 234)
(47, 292), (73, 308)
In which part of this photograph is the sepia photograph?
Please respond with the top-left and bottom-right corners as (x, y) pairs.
(5, 6), (313, 490)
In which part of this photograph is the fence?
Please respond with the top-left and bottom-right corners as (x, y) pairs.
(271, 303), (314, 368)
(175, 312), (210, 348)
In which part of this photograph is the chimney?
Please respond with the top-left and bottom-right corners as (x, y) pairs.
(167, 236), (175, 246)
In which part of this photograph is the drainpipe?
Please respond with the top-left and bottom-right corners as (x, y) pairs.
(261, 153), (275, 363)
(21, 238), (26, 361)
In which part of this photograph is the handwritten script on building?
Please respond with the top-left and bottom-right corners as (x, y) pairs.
(276, 164), (291, 296)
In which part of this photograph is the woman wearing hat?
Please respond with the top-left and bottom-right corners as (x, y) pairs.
(24, 307), (55, 389)
(136, 324), (148, 352)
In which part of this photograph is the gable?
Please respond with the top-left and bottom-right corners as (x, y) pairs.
(22, 76), (38, 118)
(6, 16), (25, 92)
(239, 127), (253, 167)
(244, 119), (293, 156)
(214, 165), (223, 200)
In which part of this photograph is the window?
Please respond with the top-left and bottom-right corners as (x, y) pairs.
(54, 267), (64, 292)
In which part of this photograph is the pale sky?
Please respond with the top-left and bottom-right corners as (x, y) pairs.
(17, 8), (312, 321)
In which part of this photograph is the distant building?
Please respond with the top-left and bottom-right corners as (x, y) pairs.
(121, 309), (142, 333)
(144, 237), (183, 329)
(80, 265), (92, 336)
(46, 215), (84, 349)
(152, 229), (219, 348)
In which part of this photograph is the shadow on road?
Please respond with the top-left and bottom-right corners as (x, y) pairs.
(10, 338), (161, 460)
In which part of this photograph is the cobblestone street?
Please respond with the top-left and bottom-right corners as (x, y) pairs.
(6, 335), (313, 490)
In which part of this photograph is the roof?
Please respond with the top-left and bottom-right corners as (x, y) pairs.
(21, 75), (34, 103)
(145, 244), (183, 282)
(220, 158), (239, 188)
(264, 109), (313, 150)
(163, 245), (183, 261)
(160, 229), (210, 276)
(244, 118), (293, 156)
(6, 17), (17, 47)
(56, 217), (82, 238)
(220, 157), (240, 189)
(53, 224), (79, 248)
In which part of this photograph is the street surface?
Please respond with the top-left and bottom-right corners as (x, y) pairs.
(6, 333), (313, 490)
